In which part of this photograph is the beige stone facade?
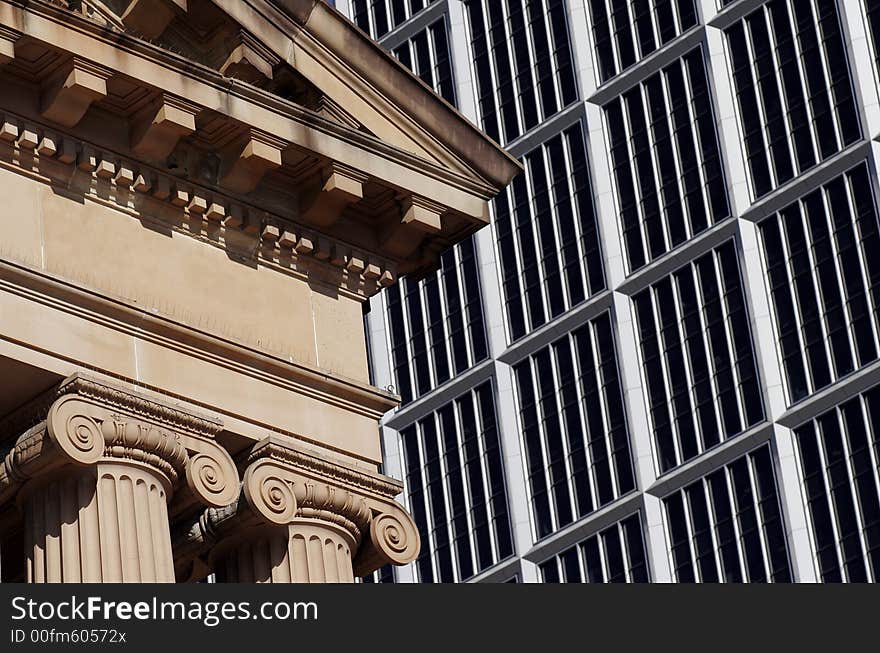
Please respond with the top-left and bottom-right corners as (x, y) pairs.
(0, 0), (519, 582)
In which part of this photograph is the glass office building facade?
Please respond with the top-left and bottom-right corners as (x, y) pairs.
(342, 0), (880, 582)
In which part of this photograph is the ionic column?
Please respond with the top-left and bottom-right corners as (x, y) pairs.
(0, 373), (238, 583)
(182, 435), (420, 583)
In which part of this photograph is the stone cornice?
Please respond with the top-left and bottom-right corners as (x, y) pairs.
(0, 109), (399, 299)
(245, 435), (403, 500)
(0, 0), (500, 207)
(249, 0), (523, 189)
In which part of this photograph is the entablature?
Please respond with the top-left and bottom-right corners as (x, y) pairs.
(0, 0), (518, 281)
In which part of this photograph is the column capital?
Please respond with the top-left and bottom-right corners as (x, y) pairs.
(175, 434), (420, 579)
(0, 373), (239, 511)
(241, 436), (420, 576)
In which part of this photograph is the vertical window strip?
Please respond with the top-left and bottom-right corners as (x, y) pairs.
(400, 382), (513, 582)
(751, 8), (796, 189)
(514, 313), (635, 540)
(758, 164), (880, 405)
(586, 321), (619, 500)
(384, 239), (488, 405)
(470, 388), (502, 564)
(712, 251), (748, 431)
(463, 0), (578, 144)
(604, 47), (730, 274)
(663, 445), (793, 582)
(688, 261), (726, 447)
(818, 187), (859, 377)
(725, 0), (861, 199)
(794, 388), (880, 582)
(634, 241), (765, 474)
(864, 0), (880, 90)
(493, 122), (605, 342)
(538, 513), (650, 582)
(586, 0), (699, 84)
(843, 175), (880, 358)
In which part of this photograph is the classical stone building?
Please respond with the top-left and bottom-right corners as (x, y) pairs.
(0, 0), (520, 583)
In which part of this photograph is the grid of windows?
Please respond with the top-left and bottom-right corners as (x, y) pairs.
(633, 240), (765, 474)
(392, 20), (457, 105)
(463, 0), (578, 145)
(352, 0), (437, 39)
(494, 122), (605, 342)
(401, 382), (513, 582)
(347, 0), (880, 587)
(759, 163), (880, 404)
(664, 444), (793, 582)
(793, 386), (880, 582)
(587, 0), (699, 84)
(513, 312), (635, 540)
(725, 0), (861, 199)
(385, 237), (488, 405)
(605, 47), (729, 272)
(539, 513), (650, 582)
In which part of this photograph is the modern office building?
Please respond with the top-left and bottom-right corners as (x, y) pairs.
(341, 0), (880, 582)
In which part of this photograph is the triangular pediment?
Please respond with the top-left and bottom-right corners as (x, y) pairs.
(97, 0), (519, 191)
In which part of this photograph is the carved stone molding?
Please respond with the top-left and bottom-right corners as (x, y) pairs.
(41, 57), (113, 127)
(219, 30), (281, 85)
(0, 26), (21, 64)
(206, 435), (418, 580)
(0, 373), (240, 583)
(220, 129), (286, 194)
(131, 94), (200, 161)
(352, 501), (421, 577)
(299, 163), (367, 228)
(0, 373), (237, 510)
(382, 194), (446, 259)
(0, 108), (399, 297)
(170, 435), (420, 582)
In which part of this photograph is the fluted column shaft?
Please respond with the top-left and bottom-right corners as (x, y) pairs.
(214, 518), (355, 583)
(23, 461), (175, 582)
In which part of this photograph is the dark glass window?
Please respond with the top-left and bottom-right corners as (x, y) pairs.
(758, 163), (880, 404)
(494, 122), (605, 342)
(725, 0), (861, 199)
(588, 0), (699, 83)
(385, 237), (488, 404)
(663, 445), (793, 582)
(351, 0), (439, 39)
(794, 386), (880, 582)
(605, 46), (730, 273)
(633, 240), (764, 473)
(401, 382), (513, 582)
(514, 312), (635, 539)
(360, 566), (395, 583)
(465, 0), (578, 144)
(538, 513), (649, 582)
(391, 19), (457, 105)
